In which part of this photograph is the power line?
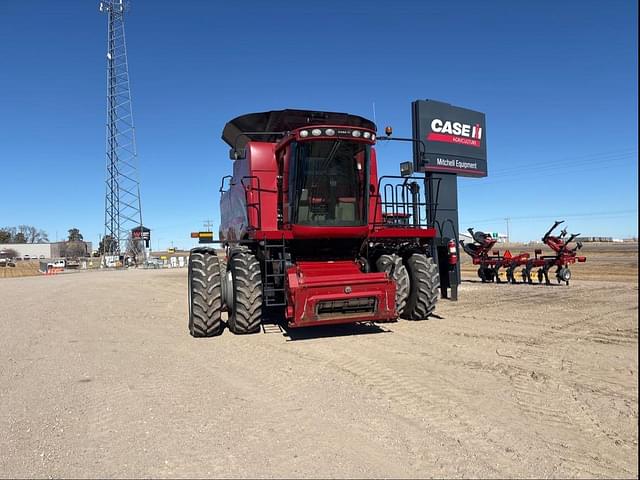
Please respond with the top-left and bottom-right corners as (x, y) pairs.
(464, 209), (638, 224)
(488, 148), (637, 176)
(486, 152), (635, 179)
(461, 154), (636, 188)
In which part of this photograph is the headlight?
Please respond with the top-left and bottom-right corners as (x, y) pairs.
(363, 131), (371, 139)
(371, 134), (376, 141)
(351, 130), (362, 138)
(325, 128), (336, 136)
(311, 128), (322, 136)
(299, 130), (309, 138)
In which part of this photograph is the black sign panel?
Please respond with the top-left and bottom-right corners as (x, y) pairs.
(412, 100), (487, 177)
(131, 226), (151, 247)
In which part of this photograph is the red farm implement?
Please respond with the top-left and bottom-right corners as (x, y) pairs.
(521, 220), (587, 285)
(460, 221), (586, 285)
(459, 228), (531, 283)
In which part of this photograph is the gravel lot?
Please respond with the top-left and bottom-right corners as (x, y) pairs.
(0, 266), (637, 478)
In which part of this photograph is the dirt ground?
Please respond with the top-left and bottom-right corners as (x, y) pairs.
(0, 251), (637, 478)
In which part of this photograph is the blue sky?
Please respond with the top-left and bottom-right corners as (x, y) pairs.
(0, 0), (637, 248)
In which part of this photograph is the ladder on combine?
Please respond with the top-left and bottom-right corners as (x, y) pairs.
(262, 238), (287, 307)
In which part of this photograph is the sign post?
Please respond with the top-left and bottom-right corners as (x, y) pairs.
(412, 100), (488, 299)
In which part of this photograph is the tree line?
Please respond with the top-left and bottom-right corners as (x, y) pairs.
(0, 227), (88, 259)
(0, 225), (49, 244)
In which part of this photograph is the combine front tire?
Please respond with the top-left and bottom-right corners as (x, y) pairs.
(227, 250), (263, 334)
(403, 254), (439, 320)
(376, 254), (409, 316)
(188, 249), (223, 337)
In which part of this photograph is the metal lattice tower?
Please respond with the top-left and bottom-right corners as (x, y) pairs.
(100, 0), (143, 255)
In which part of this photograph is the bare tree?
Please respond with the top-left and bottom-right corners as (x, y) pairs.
(1, 225), (48, 243)
(98, 235), (117, 255)
(126, 236), (144, 265)
(17, 225), (49, 243)
(36, 229), (49, 243)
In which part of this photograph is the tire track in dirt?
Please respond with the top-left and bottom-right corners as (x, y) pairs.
(509, 343), (636, 477)
(351, 310), (637, 477)
(274, 342), (537, 477)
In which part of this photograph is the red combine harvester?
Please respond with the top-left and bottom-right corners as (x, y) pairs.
(188, 109), (460, 337)
(460, 221), (586, 286)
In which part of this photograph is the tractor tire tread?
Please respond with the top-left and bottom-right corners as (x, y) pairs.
(228, 251), (262, 334)
(403, 253), (439, 320)
(376, 254), (409, 316)
(188, 250), (223, 337)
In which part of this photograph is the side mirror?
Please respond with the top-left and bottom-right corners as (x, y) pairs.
(229, 148), (246, 160)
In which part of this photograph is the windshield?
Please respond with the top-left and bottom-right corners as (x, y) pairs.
(289, 140), (370, 226)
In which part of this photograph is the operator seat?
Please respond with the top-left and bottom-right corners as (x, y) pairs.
(472, 230), (490, 244)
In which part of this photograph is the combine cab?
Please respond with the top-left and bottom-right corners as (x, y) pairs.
(188, 109), (457, 337)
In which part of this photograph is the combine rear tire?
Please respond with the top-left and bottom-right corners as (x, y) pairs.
(188, 249), (223, 337)
(376, 254), (409, 316)
(403, 254), (439, 320)
(227, 250), (263, 334)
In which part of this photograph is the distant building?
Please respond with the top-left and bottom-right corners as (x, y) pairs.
(0, 241), (92, 259)
(575, 236), (614, 243)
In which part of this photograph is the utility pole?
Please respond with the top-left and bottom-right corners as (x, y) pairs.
(100, 0), (143, 257)
(504, 217), (511, 244)
(203, 219), (214, 232)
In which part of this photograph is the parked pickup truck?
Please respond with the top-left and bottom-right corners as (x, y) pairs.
(47, 259), (65, 269)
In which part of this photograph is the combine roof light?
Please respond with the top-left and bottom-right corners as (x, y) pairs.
(371, 134), (376, 141)
(362, 131), (371, 139)
(351, 130), (362, 138)
(299, 130), (309, 138)
(311, 128), (322, 136)
(325, 128), (336, 136)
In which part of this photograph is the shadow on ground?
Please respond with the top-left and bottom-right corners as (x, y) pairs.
(281, 321), (392, 341)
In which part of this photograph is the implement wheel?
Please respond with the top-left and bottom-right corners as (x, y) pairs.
(557, 267), (571, 285)
(227, 250), (263, 334)
(188, 249), (223, 337)
(477, 267), (487, 282)
(376, 254), (409, 316)
(403, 254), (439, 320)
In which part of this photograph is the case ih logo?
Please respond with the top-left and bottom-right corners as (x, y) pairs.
(427, 119), (483, 148)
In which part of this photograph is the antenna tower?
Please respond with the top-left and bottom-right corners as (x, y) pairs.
(100, 0), (143, 256)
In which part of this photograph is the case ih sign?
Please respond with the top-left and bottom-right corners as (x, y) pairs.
(412, 100), (487, 177)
